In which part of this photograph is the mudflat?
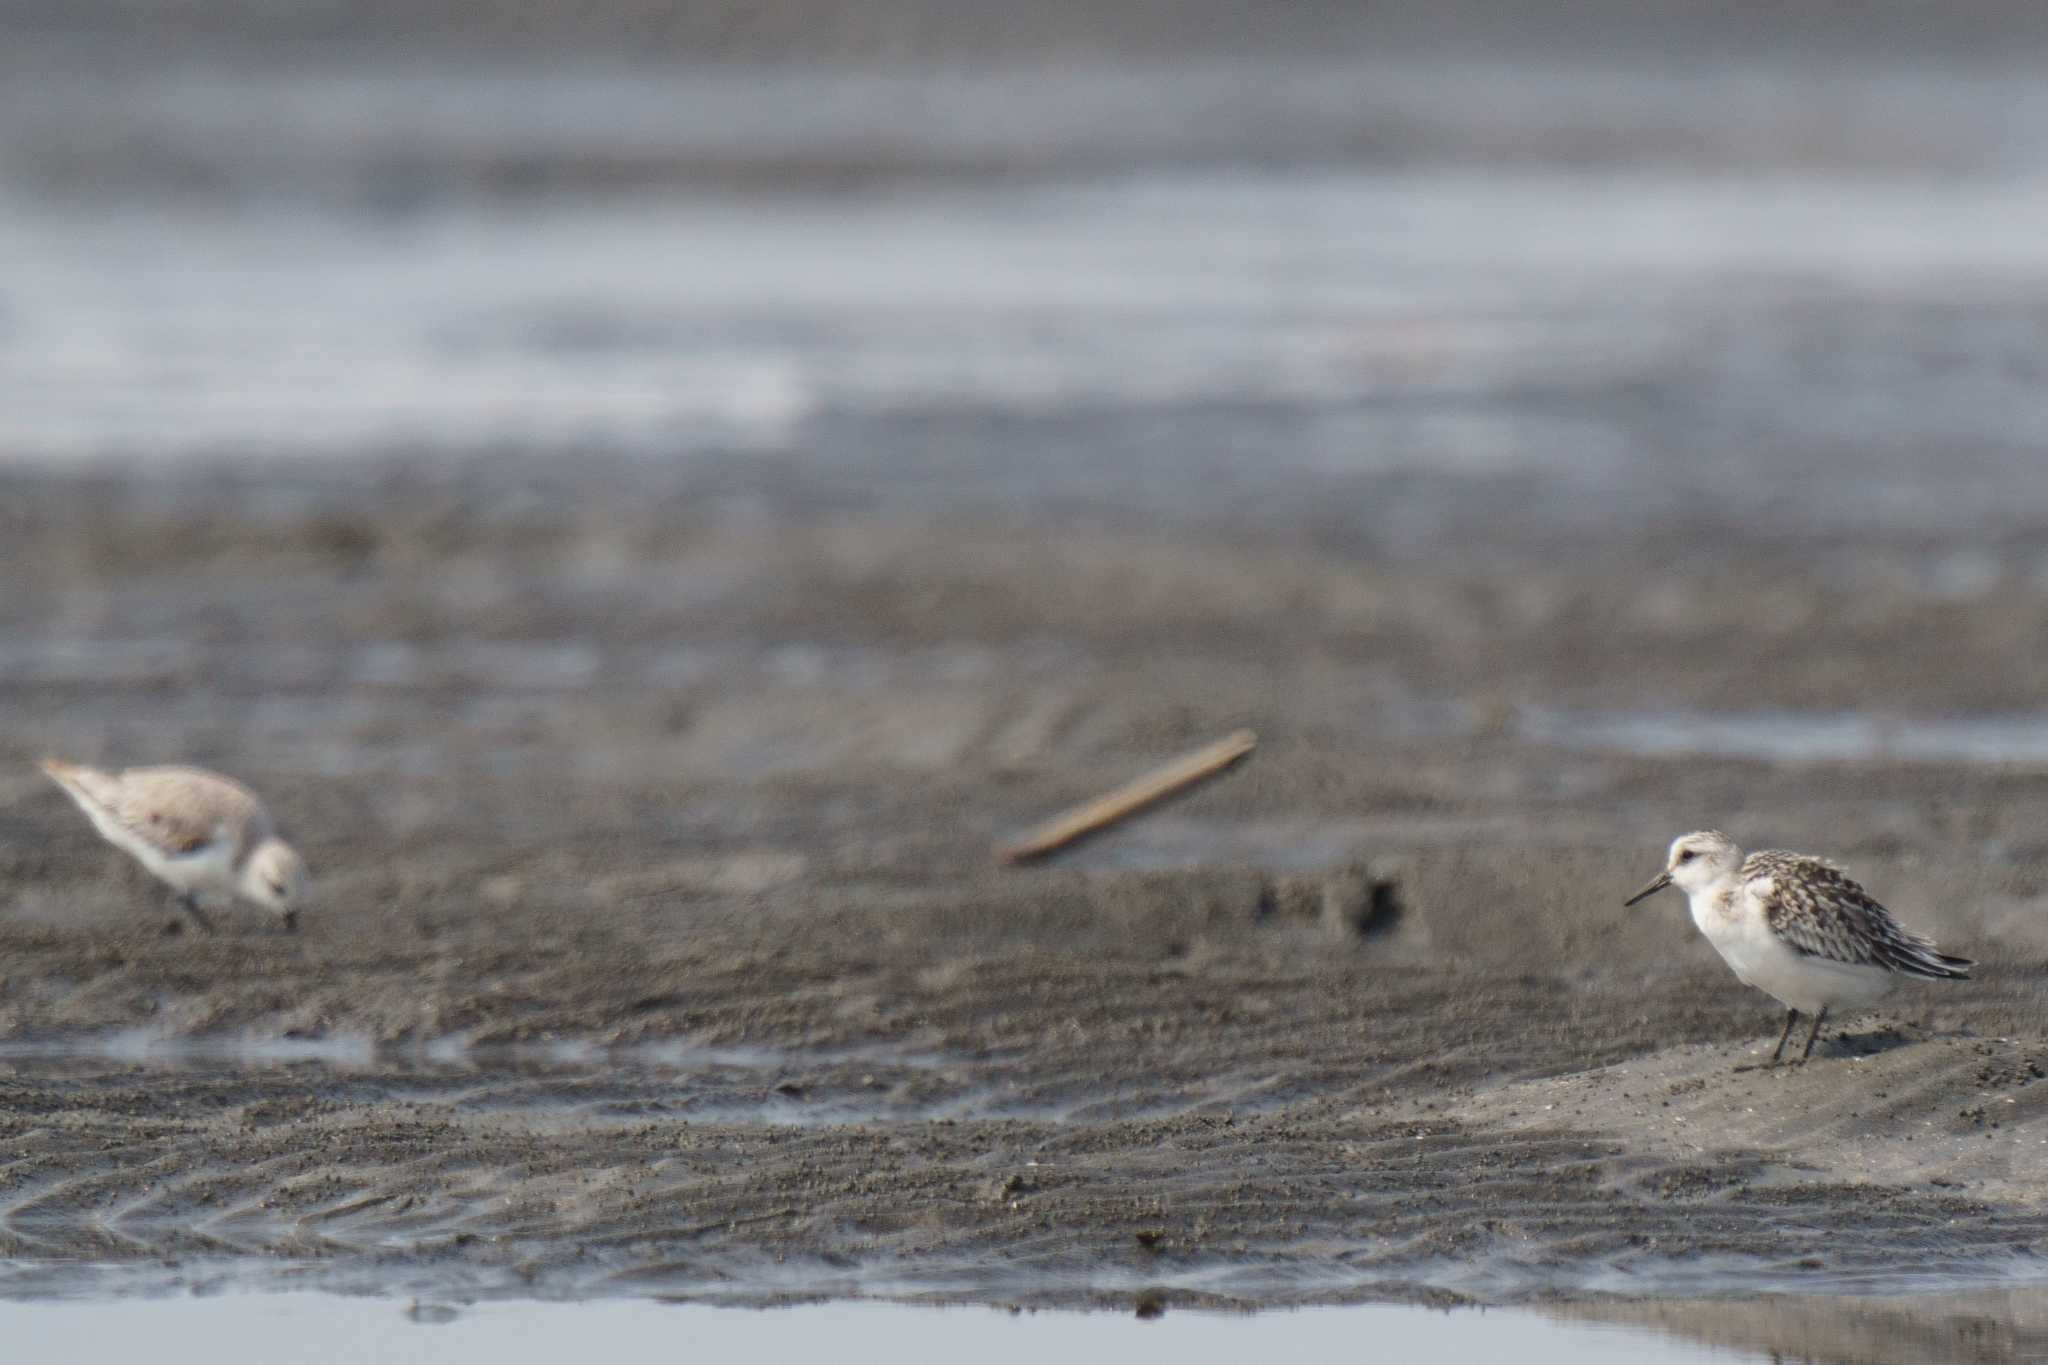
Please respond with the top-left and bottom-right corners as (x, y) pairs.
(1, 462), (2045, 1338)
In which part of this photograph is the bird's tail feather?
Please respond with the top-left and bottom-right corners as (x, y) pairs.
(1895, 949), (1973, 980)
(37, 756), (86, 793)
(37, 757), (104, 811)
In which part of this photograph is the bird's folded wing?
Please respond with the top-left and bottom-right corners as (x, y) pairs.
(103, 771), (261, 858)
(1748, 849), (1958, 975)
(1746, 852), (1888, 967)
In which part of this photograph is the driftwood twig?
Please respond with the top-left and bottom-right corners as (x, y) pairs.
(997, 729), (1258, 864)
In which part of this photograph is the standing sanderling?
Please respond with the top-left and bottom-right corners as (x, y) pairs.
(40, 758), (308, 932)
(1625, 830), (1971, 1064)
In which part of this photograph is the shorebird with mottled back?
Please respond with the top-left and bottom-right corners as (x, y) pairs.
(1625, 831), (1970, 1065)
(39, 759), (308, 932)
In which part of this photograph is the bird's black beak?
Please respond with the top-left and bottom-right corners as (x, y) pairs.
(1623, 871), (1672, 907)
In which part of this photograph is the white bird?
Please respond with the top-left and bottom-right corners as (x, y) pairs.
(1625, 830), (1970, 1064)
(40, 758), (308, 932)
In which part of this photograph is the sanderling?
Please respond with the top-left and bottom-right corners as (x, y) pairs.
(1625, 830), (1970, 1064)
(40, 758), (308, 932)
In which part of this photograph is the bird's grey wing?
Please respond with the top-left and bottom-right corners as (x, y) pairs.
(1746, 850), (1970, 978)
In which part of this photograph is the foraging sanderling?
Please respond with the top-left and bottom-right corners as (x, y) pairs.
(40, 758), (308, 931)
(1625, 830), (1970, 1064)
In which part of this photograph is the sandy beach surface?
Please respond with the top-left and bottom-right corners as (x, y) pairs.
(2, 462), (2047, 1347)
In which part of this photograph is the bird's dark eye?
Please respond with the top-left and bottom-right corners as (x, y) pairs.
(1677, 850), (1695, 863)
(267, 881), (285, 896)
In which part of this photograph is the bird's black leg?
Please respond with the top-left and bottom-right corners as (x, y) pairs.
(1769, 1008), (1799, 1065)
(172, 892), (215, 934)
(1800, 1005), (1829, 1062)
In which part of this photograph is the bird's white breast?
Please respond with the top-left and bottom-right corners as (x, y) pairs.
(1686, 882), (1892, 1013)
(96, 817), (238, 903)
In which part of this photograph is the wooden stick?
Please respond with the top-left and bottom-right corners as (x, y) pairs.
(997, 729), (1258, 864)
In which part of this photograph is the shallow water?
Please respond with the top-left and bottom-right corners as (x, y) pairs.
(0, 1296), (1737, 1365)
(1519, 707), (2048, 766)
(8, 172), (2048, 536)
(7, 120), (2048, 580)
(18, 1288), (2048, 1365)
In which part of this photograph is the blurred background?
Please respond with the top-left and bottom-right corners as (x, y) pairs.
(5, 0), (2048, 891)
(8, 0), (2048, 523)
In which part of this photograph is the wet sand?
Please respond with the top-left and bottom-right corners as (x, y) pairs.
(7, 4), (2048, 1352)
(3, 464), (2046, 1343)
